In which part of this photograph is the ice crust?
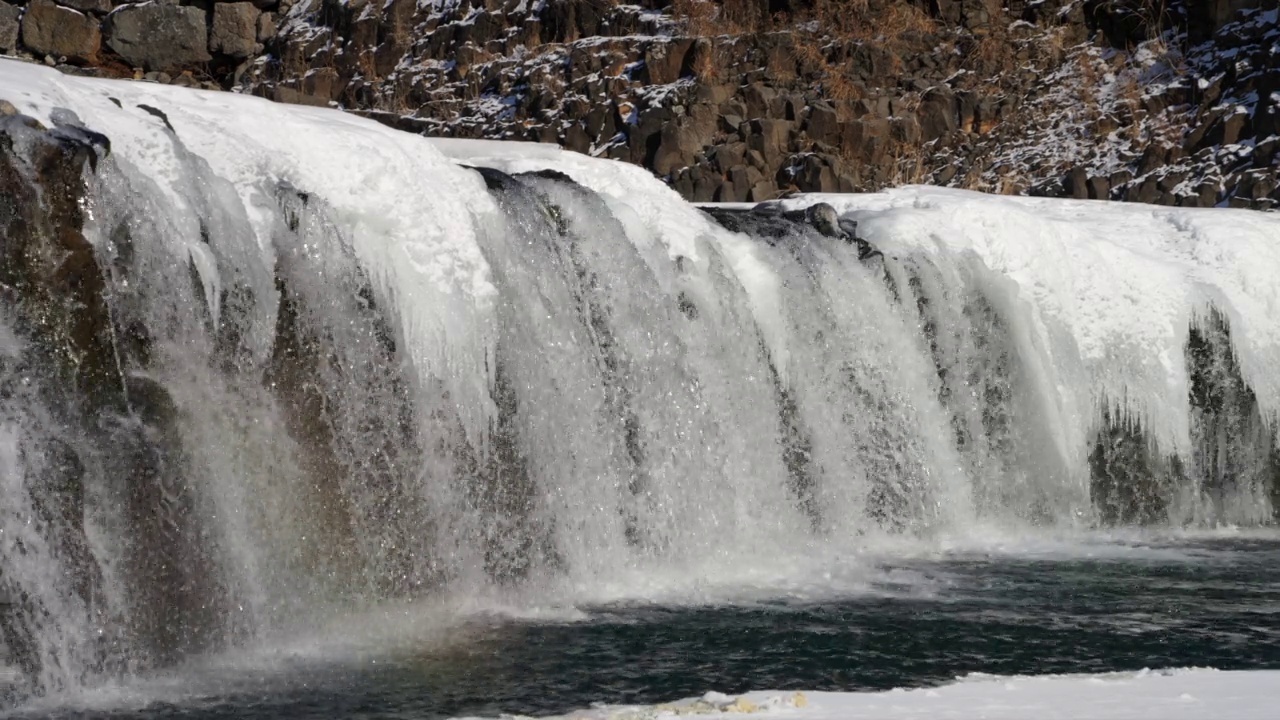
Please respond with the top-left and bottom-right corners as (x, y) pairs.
(457, 668), (1280, 720)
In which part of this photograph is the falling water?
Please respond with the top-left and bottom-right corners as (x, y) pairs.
(0, 62), (1277, 700)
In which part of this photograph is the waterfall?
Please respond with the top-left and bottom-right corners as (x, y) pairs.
(0, 60), (1278, 698)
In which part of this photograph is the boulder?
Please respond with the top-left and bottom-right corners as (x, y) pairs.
(57, 0), (112, 13)
(743, 82), (778, 119)
(1087, 175), (1110, 200)
(917, 87), (957, 141)
(0, 3), (18, 54)
(805, 103), (839, 144)
(20, 0), (101, 64)
(211, 3), (261, 59)
(106, 3), (211, 71)
(712, 142), (746, 173)
(746, 118), (792, 164)
(1067, 166), (1088, 199)
(643, 39), (692, 85)
(795, 154), (840, 193)
(1221, 110), (1249, 146)
(653, 120), (705, 176)
(256, 12), (277, 43)
(747, 180), (776, 202)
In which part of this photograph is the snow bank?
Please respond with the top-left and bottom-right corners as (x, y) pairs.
(462, 668), (1280, 720)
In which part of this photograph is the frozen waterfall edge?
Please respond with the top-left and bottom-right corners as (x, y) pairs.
(0, 60), (1278, 698)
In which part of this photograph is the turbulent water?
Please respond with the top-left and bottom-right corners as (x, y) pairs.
(0, 61), (1278, 711)
(5, 535), (1279, 719)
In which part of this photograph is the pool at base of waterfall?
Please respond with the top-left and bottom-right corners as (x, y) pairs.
(2, 534), (1277, 719)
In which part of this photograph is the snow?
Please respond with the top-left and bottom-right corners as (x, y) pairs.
(0, 58), (503, 448)
(778, 187), (1280, 466)
(432, 137), (794, 383)
(458, 669), (1280, 720)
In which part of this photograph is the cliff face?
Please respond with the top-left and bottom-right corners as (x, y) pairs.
(243, 0), (1280, 209)
(1, 0), (1278, 209)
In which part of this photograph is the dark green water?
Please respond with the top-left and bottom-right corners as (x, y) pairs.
(8, 536), (1280, 719)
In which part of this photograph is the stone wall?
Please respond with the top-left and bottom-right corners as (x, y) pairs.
(0, 0), (284, 88)
(2, 0), (1277, 209)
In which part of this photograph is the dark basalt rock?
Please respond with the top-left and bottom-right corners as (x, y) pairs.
(1089, 306), (1280, 525)
(1089, 404), (1180, 526)
(1186, 307), (1280, 520)
(0, 110), (228, 686)
(268, 186), (438, 596)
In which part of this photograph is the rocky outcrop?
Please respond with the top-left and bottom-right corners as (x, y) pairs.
(1, 0), (1276, 209)
(20, 0), (101, 64)
(0, 112), (228, 679)
(210, 3), (262, 59)
(0, 0), (284, 91)
(105, 3), (210, 71)
(229, 0), (1278, 209)
(0, 3), (19, 54)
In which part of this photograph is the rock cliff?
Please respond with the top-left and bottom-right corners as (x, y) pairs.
(0, 0), (1277, 207)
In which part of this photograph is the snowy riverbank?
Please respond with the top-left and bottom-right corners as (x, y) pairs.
(463, 668), (1280, 720)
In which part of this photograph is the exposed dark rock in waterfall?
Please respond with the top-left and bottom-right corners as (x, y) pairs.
(0, 114), (119, 407)
(0, 117), (119, 682)
(0, 112), (227, 685)
(766, 355), (820, 530)
(1089, 403), (1179, 526)
(107, 374), (226, 669)
(268, 187), (438, 597)
(1089, 308), (1280, 525)
(6, 60), (1280, 710)
(702, 205), (798, 244)
(471, 168), (622, 564)
(475, 354), (554, 583)
(1186, 307), (1280, 521)
(705, 202), (883, 262)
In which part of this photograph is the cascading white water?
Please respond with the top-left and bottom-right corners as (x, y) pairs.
(0, 61), (1278, 698)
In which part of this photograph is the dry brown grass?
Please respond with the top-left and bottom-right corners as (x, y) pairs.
(689, 37), (734, 81)
(809, 0), (936, 45)
(887, 140), (927, 186)
(673, 0), (936, 43)
(790, 40), (864, 106)
(671, 0), (723, 37)
(1076, 51), (1102, 122)
(826, 72), (864, 104)
(672, 0), (764, 35)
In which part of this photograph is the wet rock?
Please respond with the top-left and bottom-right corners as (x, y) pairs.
(0, 115), (119, 403)
(21, 0), (101, 64)
(803, 202), (840, 237)
(1089, 405), (1177, 526)
(106, 3), (211, 71)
